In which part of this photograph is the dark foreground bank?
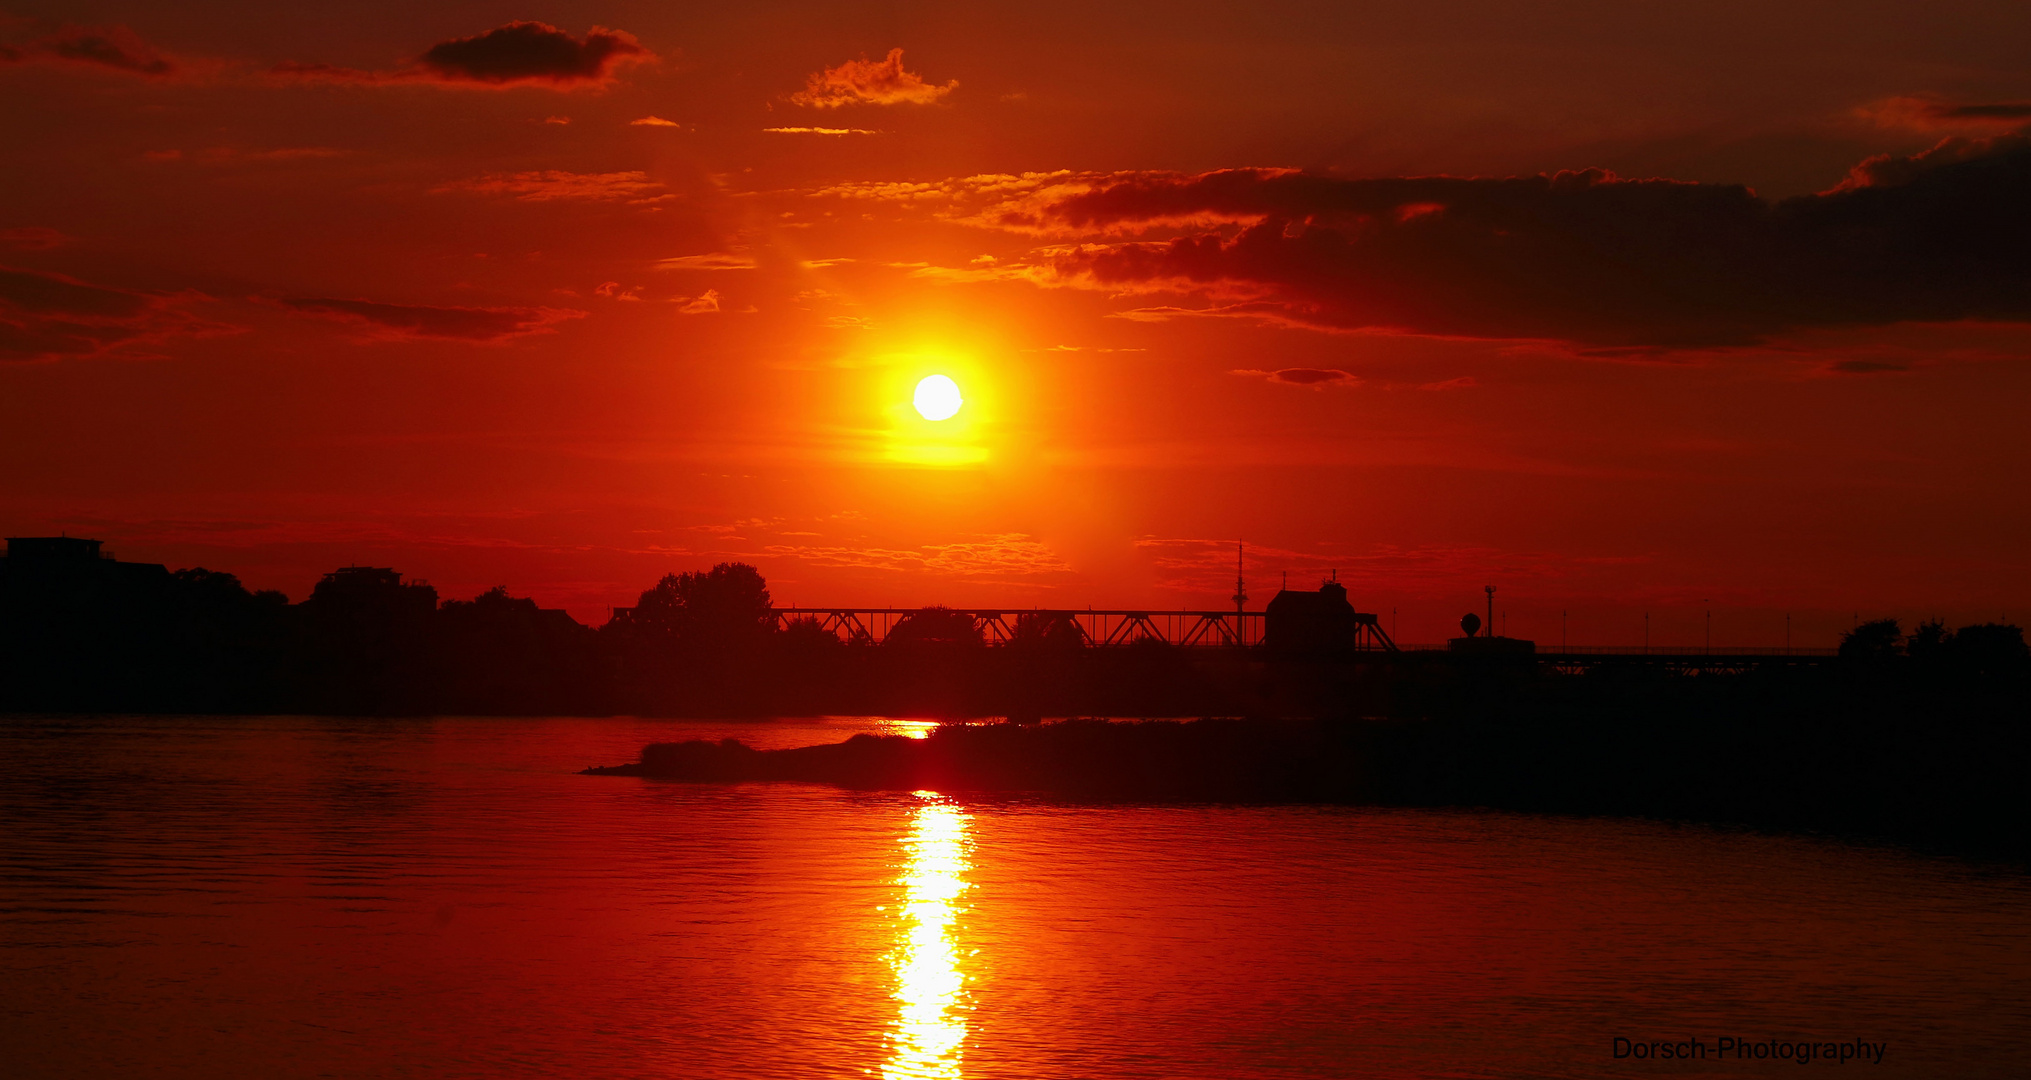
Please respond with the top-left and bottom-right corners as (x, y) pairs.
(589, 700), (2031, 859)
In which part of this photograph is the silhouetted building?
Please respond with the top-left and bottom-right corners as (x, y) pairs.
(1266, 579), (1360, 651)
(4, 535), (169, 584)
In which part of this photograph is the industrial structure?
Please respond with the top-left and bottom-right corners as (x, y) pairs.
(773, 576), (1401, 652)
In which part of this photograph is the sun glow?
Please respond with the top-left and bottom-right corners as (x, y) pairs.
(883, 793), (972, 1080)
(913, 375), (964, 421)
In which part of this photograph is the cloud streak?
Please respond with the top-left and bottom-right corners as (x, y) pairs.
(1233, 367), (1359, 386)
(280, 297), (585, 341)
(0, 24), (177, 77)
(435, 170), (667, 203)
(766, 534), (1073, 580)
(764, 126), (880, 135)
(0, 266), (222, 362)
(1858, 95), (2031, 132)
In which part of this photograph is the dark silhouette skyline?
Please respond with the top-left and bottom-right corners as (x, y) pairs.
(2, 535), (2024, 719)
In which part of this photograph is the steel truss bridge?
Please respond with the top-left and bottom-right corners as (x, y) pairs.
(771, 607), (1401, 651)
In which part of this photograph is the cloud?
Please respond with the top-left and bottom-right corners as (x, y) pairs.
(0, 25), (177, 77)
(435, 170), (667, 203)
(1015, 137), (2031, 347)
(766, 533), (1072, 579)
(272, 21), (648, 90)
(655, 253), (756, 271)
(1233, 367), (1359, 386)
(1133, 537), (1585, 597)
(790, 48), (955, 108)
(1829, 359), (1910, 374)
(1858, 95), (2031, 132)
(763, 126), (880, 135)
(0, 227), (71, 250)
(279, 297), (585, 341)
(0, 266), (223, 362)
(143, 146), (348, 166)
(1418, 376), (1477, 390)
(630, 115), (679, 126)
(676, 290), (721, 314)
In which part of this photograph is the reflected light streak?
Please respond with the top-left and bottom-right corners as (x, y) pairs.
(883, 793), (972, 1080)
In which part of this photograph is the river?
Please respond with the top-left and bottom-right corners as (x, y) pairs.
(2, 715), (2027, 1078)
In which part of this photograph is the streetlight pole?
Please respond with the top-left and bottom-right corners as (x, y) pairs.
(1705, 603), (1712, 655)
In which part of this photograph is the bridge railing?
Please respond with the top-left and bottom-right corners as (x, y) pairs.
(771, 608), (1278, 648)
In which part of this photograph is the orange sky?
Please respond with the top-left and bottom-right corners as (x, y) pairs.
(4, 2), (2030, 646)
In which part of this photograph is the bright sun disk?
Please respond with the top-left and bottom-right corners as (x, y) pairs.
(913, 375), (963, 421)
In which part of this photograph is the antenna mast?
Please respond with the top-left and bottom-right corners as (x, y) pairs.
(1232, 541), (1248, 615)
(1231, 541), (1248, 647)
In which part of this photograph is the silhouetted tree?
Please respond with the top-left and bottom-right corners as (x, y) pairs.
(292, 566), (440, 713)
(777, 615), (843, 652)
(1011, 612), (1084, 650)
(160, 568), (290, 709)
(1906, 619), (1952, 662)
(1947, 623), (2030, 678)
(614, 562), (773, 648)
(885, 606), (985, 648)
(438, 586), (600, 713)
(1839, 619), (1902, 663)
(602, 562), (774, 713)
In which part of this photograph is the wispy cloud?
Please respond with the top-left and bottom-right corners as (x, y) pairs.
(0, 266), (229, 362)
(0, 24), (179, 78)
(279, 297), (585, 342)
(655, 252), (757, 271)
(764, 126), (880, 136)
(1232, 367), (1359, 387)
(435, 170), (667, 203)
(1856, 95), (2031, 132)
(766, 533), (1073, 580)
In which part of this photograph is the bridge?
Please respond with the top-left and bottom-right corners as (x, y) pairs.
(770, 607), (1838, 671)
(771, 607), (1401, 651)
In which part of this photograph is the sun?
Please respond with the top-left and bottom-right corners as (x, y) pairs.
(913, 374), (963, 421)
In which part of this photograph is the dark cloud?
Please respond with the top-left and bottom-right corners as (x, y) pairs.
(1858, 95), (2031, 131)
(1233, 366), (1359, 386)
(1939, 102), (2031, 121)
(419, 21), (646, 85)
(1830, 359), (1910, 374)
(0, 266), (216, 362)
(0, 228), (72, 250)
(1037, 136), (2031, 347)
(281, 297), (585, 341)
(0, 25), (176, 77)
(1, 267), (150, 319)
(273, 22), (648, 89)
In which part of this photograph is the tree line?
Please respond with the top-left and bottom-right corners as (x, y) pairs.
(0, 557), (1202, 715)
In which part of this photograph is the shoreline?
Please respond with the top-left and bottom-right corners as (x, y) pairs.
(586, 714), (2031, 862)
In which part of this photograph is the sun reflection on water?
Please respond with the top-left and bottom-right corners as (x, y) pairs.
(883, 792), (972, 1080)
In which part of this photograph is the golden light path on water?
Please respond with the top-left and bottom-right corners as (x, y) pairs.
(883, 793), (972, 1080)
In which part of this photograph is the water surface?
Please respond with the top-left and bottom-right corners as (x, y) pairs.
(3, 715), (2027, 1078)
